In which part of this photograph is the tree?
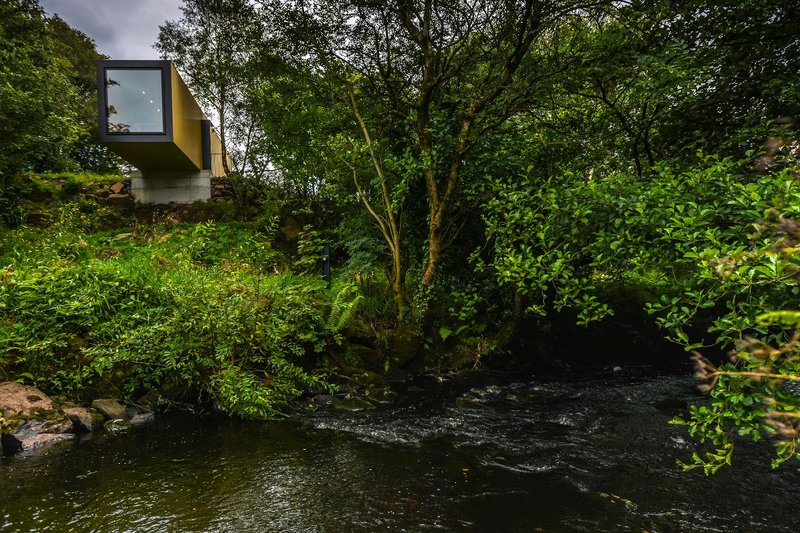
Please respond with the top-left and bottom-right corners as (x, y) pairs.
(156, 0), (264, 175)
(271, 0), (595, 324)
(668, 0), (800, 152)
(0, 0), (80, 183)
(46, 14), (121, 173)
(542, 7), (700, 177)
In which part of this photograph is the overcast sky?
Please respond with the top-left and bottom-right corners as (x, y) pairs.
(40, 0), (184, 60)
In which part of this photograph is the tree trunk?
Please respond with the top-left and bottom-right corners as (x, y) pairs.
(632, 136), (642, 177)
(390, 251), (407, 322)
(420, 210), (442, 290)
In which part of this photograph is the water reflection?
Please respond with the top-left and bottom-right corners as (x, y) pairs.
(105, 69), (164, 134)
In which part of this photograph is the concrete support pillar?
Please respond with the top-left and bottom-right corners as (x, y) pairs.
(130, 170), (211, 204)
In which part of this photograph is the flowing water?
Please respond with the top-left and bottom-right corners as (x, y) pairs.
(2, 366), (799, 532)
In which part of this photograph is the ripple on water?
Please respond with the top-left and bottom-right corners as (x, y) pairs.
(2, 373), (800, 532)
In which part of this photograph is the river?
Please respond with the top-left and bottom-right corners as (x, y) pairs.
(1, 366), (798, 532)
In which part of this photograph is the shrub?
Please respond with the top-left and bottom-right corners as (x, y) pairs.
(0, 218), (352, 418)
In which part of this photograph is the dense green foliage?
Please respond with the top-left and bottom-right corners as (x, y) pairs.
(0, 0), (117, 184)
(483, 148), (800, 344)
(0, 0), (80, 182)
(0, 191), (362, 418)
(672, 310), (800, 474)
(482, 140), (800, 471)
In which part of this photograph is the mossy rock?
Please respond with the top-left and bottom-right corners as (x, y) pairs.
(365, 387), (397, 404)
(63, 407), (105, 432)
(333, 395), (376, 411)
(343, 319), (375, 346)
(346, 344), (383, 370)
(104, 419), (132, 434)
(351, 370), (386, 388)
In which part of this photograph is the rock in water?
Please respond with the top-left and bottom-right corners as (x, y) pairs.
(0, 382), (75, 454)
(130, 413), (154, 426)
(91, 399), (128, 420)
(3, 420), (74, 452)
(455, 396), (496, 413)
(63, 406), (105, 432)
(104, 419), (132, 434)
(365, 387), (398, 405)
(333, 395), (376, 411)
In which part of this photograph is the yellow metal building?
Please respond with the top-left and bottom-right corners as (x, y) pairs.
(97, 60), (231, 203)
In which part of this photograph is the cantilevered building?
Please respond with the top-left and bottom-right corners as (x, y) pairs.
(97, 60), (230, 203)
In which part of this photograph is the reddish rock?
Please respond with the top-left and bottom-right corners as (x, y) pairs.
(0, 382), (55, 419)
(109, 182), (125, 194)
(0, 382), (74, 454)
(14, 432), (74, 451)
(2, 419), (75, 453)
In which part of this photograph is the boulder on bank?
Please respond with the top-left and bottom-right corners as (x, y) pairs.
(351, 370), (386, 388)
(0, 382), (75, 454)
(91, 398), (128, 420)
(345, 343), (383, 370)
(0, 381), (55, 418)
(135, 391), (160, 413)
(0, 384), (153, 456)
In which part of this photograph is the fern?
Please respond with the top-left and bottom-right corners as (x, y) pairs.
(326, 284), (363, 334)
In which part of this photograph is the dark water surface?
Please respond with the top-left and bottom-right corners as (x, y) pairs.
(2, 368), (799, 532)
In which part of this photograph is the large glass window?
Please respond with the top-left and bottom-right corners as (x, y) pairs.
(105, 69), (165, 134)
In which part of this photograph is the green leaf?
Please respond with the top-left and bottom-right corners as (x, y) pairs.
(438, 326), (453, 342)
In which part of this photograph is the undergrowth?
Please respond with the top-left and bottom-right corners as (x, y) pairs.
(0, 200), (361, 419)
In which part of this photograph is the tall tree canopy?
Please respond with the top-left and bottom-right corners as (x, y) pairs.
(156, 0), (264, 175)
(46, 13), (120, 173)
(0, 0), (80, 183)
(265, 0), (599, 322)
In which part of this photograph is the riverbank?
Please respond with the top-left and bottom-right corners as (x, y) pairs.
(1, 173), (697, 457)
(0, 381), (158, 455)
(0, 173), (360, 423)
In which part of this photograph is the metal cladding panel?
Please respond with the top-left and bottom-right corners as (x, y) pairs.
(169, 64), (205, 171)
(104, 141), (198, 172)
(210, 129), (230, 178)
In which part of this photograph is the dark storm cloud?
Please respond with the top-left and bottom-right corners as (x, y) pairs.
(40, 0), (183, 59)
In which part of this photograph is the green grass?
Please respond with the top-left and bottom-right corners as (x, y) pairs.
(31, 171), (125, 185)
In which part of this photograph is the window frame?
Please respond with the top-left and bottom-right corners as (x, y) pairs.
(97, 60), (174, 143)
